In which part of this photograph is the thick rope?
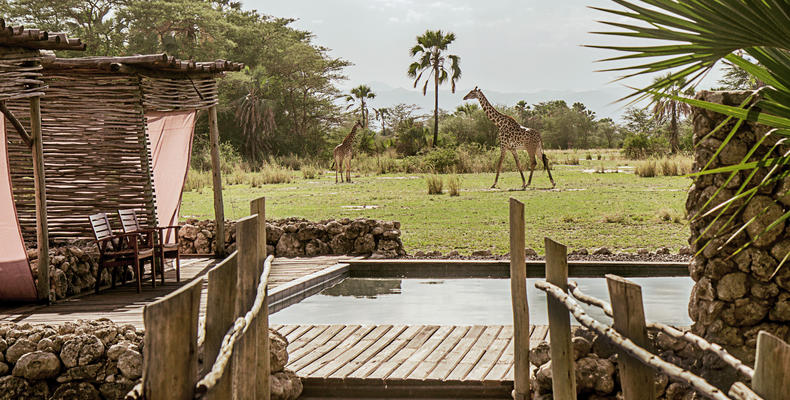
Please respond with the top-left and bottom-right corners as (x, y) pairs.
(195, 254), (273, 396)
(566, 280), (754, 379)
(535, 280), (732, 400)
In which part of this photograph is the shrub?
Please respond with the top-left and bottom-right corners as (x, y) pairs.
(184, 169), (211, 191)
(585, 153), (593, 160)
(259, 163), (293, 185)
(447, 175), (461, 196)
(564, 156), (580, 165)
(426, 175), (443, 195)
(422, 147), (459, 173)
(657, 208), (683, 223)
(302, 164), (320, 179)
(396, 120), (429, 156)
(635, 159), (657, 177)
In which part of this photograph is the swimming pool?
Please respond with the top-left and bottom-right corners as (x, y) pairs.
(269, 277), (694, 326)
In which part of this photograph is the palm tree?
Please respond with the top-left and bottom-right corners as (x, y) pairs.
(374, 107), (391, 136)
(234, 84), (276, 165)
(592, 0), (790, 257)
(651, 74), (693, 154)
(345, 85), (376, 128)
(407, 29), (461, 147)
(455, 103), (478, 117)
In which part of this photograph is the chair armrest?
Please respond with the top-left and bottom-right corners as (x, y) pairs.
(155, 225), (181, 231)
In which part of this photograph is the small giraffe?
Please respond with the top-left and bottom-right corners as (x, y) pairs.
(333, 120), (363, 183)
(463, 86), (555, 189)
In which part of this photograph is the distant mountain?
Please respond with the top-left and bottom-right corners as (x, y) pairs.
(364, 82), (634, 121)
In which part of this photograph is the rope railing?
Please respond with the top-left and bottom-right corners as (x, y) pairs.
(535, 280), (733, 400)
(566, 280), (754, 380)
(194, 254), (273, 397)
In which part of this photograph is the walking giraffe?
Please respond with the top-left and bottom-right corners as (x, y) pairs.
(333, 120), (363, 183)
(463, 86), (555, 189)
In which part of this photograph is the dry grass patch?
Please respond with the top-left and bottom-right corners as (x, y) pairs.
(447, 175), (461, 196)
(426, 174), (443, 195)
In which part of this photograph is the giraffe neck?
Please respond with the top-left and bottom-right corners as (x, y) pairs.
(476, 92), (507, 127)
(343, 124), (360, 146)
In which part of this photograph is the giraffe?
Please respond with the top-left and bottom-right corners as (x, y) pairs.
(333, 120), (364, 183)
(463, 86), (555, 189)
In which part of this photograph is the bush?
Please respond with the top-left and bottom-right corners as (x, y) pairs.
(447, 175), (461, 196)
(396, 120), (430, 156)
(426, 175), (443, 194)
(259, 163), (293, 185)
(657, 208), (683, 223)
(184, 170), (211, 191)
(635, 159), (657, 177)
(302, 164), (320, 179)
(564, 156), (580, 165)
(422, 147), (459, 173)
(636, 156), (692, 177)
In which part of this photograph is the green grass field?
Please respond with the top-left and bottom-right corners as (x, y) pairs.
(180, 157), (692, 255)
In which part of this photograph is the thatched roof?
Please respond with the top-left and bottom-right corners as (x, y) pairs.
(0, 18), (86, 51)
(44, 54), (244, 74)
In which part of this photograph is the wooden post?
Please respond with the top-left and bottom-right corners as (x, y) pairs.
(544, 237), (576, 399)
(606, 275), (655, 400)
(752, 331), (790, 400)
(142, 277), (202, 400)
(203, 252), (238, 397)
(233, 215), (259, 400)
(208, 105), (226, 258)
(30, 96), (49, 303)
(249, 197), (270, 400)
(509, 198), (530, 400)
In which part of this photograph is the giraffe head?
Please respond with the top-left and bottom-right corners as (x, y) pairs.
(463, 86), (482, 101)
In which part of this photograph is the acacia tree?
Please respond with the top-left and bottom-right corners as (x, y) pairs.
(407, 29), (461, 147)
(345, 85), (376, 128)
(651, 74), (692, 154)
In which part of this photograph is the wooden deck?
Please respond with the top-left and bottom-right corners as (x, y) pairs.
(273, 323), (551, 398)
(0, 256), (349, 328)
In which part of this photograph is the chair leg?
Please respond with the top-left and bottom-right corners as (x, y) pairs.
(176, 251), (181, 283)
(160, 249), (165, 285)
(150, 257), (156, 289)
(134, 258), (142, 293)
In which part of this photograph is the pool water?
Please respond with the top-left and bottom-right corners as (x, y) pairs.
(269, 277), (694, 326)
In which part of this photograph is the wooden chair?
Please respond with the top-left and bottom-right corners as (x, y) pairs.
(89, 213), (155, 293)
(118, 209), (182, 283)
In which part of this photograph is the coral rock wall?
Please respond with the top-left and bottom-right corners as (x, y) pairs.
(686, 90), (790, 387)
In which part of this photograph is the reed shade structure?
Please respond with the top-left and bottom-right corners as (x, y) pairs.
(0, 20), (85, 302)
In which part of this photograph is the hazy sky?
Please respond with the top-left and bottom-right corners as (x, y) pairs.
(246, 0), (720, 98)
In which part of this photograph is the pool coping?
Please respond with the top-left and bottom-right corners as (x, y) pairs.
(268, 262), (350, 314)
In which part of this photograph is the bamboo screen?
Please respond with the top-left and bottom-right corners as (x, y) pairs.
(141, 74), (219, 112)
(0, 48), (44, 101)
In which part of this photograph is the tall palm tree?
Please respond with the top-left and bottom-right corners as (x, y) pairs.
(374, 107), (391, 136)
(651, 74), (693, 154)
(592, 0), (790, 258)
(407, 29), (461, 147)
(234, 85), (276, 164)
(345, 85), (376, 128)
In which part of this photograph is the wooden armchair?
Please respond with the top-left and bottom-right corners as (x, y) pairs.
(89, 213), (155, 293)
(118, 209), (182, 283)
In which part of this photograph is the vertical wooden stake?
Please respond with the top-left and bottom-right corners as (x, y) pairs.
(752, 331), (790, 400)
(208, 105), (225, 258)
(249, 197), (270, 400)
(606, 275), (655, 400)
(233, 215), (259, 400)
(509, 198), (530, 400)
(203, 253), (238, 397)
(30, 97), (49, 303)
(545, 237), (576, 399)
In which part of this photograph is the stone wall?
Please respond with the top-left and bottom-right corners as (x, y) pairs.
(0, 320), (302, 400)
(29, 245), (113, 301)
(686, 91), (790, 387)
(178, 217), (406, 258)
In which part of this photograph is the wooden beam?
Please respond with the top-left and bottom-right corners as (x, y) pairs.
(606, 275), (655, 400)
(208, 105), (225, 257)
(509, 198), (530, 400)
(203, 253), (238, 396)
(0, 101), (32, 147)
(30, 97), (49, 303)
(753, 331), (790, 400)
(249, 196), (270, 399)
(545, 237), (576, 399)
(234, 215), (259, 400)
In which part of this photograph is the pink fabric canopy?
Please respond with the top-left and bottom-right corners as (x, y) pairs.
(0, 116), (37, 301)
(146, 110), (197, 243)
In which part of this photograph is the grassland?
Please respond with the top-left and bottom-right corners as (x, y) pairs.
(180, 151), (692, 255)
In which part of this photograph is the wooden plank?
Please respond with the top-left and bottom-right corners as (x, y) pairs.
(368, 325), (440, 379)
(387, 325), (454, 380)
(509, 198), (530, 399)
(753, 331), (790, 400)
(545, 237), (576, 399)
(250, 197), (266, 261)
(328, 325), (405, 379)
(484, 334), (513, 381)
(348, 325), (423, 379)
(407, 325), (469, 380)
(285, 325), (315, 345)
(30, 96), (49, 303)
(288, 325), (362, 373)
(312, 325), (393, 378)
(286, 325), (328, 354)
(465, 325), (512, 382)
(208, 104), (225, 257)
(531, 325), (549, 344)
(288, 325), (345, 365)
(428, 325), (486, 381)
(232, 216), (259, 400)
(607, 275), (655, 400)
(275, 324), (299, 338)
(203, 253), (237, 392)
(447, 325), (502, 381)
(298, 325), (375, 375)
(142, 277), (202, 400)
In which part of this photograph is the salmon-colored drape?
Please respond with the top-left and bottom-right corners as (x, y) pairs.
(0, 115), (37, 301)
(146, 110), (196, 243)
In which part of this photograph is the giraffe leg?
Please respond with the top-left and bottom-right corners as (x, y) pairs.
(543, 153), (556, 188)
(511, 150), (526, 189)
(527, 155), (537, 187)
(346, 157), (352, 183)
(491, 148), (506, 188)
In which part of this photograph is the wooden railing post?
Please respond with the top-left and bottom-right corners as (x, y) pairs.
(249, 197), (270, 400)
(203, 253), (238, 398)
(30, 96), (50, 303)
(752, 331), (790, 400)
(142, 278), (202, 400)
(544, 237), (576, 399)
(208, 105), (225, 258)
(509, 198), (530, 400)
(233, 215), (259, 400)
(606, 275), (655, 400)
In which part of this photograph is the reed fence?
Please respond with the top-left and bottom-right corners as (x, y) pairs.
(508, 198), (790, 400)
(126, 196), (271, 400)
